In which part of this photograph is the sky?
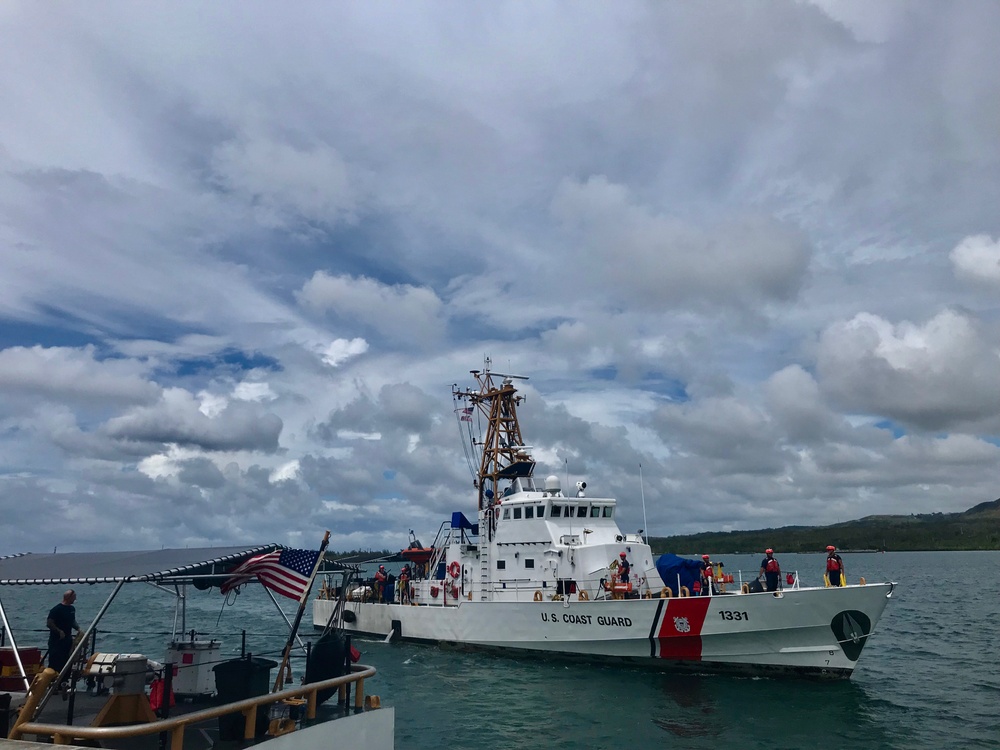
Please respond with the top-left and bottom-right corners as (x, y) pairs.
(1, 2), (999, 554)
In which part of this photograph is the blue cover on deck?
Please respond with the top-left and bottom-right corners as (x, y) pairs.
(655, 554), (704, 596)
(450, 512), (478, 535)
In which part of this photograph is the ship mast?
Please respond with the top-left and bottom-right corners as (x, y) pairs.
(453, 359), (535, 510)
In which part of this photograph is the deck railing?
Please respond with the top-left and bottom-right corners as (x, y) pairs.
(11, 663), (377, 749)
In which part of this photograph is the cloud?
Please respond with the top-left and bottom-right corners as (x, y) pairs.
(550, 176), (811, 309)
(951, 234), (1000, 285)
(103, 388), (284, 453)
(320, 338), (369, 368)
(298, 272), (445, 344)
(816, 310), (1000, 430)
(210, 135), (356, 231)
(0, 345), (160, 406)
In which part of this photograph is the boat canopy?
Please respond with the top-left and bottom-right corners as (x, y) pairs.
(0, 546), (364, 586)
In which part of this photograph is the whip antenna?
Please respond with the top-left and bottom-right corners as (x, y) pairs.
(639, 463), (648, 543)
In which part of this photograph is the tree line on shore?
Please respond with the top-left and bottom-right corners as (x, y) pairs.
(649, 499), (1000, 554)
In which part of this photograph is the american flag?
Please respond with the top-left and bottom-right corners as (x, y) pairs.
(220, 548), (321, 600)
(460, 407), (473, 422)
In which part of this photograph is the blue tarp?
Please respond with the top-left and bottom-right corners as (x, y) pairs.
(655, 554), (704, 596)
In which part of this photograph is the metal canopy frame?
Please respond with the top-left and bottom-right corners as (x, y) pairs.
(0, 545), (293, 715)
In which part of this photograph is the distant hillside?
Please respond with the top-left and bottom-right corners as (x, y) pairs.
(649, 499), (1000, 554)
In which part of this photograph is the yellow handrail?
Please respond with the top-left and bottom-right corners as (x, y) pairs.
(12, 664), (377, 749)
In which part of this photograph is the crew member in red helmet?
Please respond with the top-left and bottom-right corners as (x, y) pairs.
(700, 554), (716, 596)
(825, 546), (845, 586)
(616, 551), (631, 584)
(759, 548), (781, 592)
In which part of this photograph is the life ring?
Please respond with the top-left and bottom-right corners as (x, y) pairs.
(741, 583), (749, 594)
(579, 589), (589, 601)
(430, 585), (439, 598)
(450, 585), (459, 599)
(533, 590), (543, 602)
(660, 587), (672, 598)
(448, 561), (461, 578)
(643, 590), (651, 599)
(680, 586), (690, 598)
(859, 576), (866, 586)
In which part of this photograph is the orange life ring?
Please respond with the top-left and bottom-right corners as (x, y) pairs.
(680, 586), (690, 597)
(448, 561), (461, 578)
(450, 585), (459, 599)
(430, 585), (439, 598)
(533, 590), (543, 602)
(579, 589), (589, 601)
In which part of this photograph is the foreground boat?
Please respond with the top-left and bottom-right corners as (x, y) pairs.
(0, 546), (393, 748)
(314, 362), (894, 678)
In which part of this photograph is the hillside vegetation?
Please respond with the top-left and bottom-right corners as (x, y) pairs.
(649, 499), (1000, 554)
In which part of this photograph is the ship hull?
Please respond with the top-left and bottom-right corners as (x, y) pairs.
(314, 582), (894, 678)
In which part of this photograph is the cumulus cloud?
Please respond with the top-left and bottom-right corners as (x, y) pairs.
(298, 272), (445, 344)
(951, 234), (1000, 285)
(550, 176), (810, 309)
(103, 388), (283, 452)
(0, 345), (160, 405)
(320, 338), (369, 368)
(816, 310), (1000, 429)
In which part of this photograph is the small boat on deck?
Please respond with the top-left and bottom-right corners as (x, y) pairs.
(0, 545), (393, 749)
(314, 361), (895, 678)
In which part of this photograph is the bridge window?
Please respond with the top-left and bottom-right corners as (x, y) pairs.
(551, 505), (562, 518)
(590, 505), (601, 518)
(525, 506), (534, 519)
(497, 560), (506, 570)
(513, 507), (522, 519)
(603, 506), (614, 518)
(502, 508), (510, 520)
(536, 505), (545, 518)
(576, 505), (587, 518)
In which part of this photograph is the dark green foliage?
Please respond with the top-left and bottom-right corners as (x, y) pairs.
(649, 499), (1000, 553)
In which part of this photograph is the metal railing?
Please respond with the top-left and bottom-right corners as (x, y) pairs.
(11, 663), (377, 749)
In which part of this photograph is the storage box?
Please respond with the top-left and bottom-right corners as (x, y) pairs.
(165, 640), (220, 696)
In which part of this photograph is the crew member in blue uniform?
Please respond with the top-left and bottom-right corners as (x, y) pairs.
(759, 548), (781, 592)
(46, 589), (80, 672)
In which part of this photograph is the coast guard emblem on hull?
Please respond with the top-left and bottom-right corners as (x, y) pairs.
(673, 616), (691, 633)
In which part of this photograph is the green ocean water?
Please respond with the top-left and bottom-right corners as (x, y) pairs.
(2, 550), (997, 749)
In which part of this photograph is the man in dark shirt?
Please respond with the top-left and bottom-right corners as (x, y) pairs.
(47, 589), (80, 671)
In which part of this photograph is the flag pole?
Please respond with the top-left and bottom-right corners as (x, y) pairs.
(273, 530), (331, 692)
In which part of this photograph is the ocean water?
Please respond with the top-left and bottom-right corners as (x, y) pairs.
(1, 550), (997, 749)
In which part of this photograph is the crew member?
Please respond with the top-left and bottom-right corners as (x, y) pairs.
(825, 545), (845, 586)
(46, 589), (80, 672)
(759, 548), (781, 592)
(399, 564), (412, 604)
(374, 565), (388, 603)
(616, 552), (631, 584)
(700, 554), (716, 596)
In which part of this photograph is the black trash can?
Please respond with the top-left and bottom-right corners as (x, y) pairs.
(213, 656), (279, 740)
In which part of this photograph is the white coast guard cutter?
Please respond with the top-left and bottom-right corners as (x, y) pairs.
(314, 362), (894, 678)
